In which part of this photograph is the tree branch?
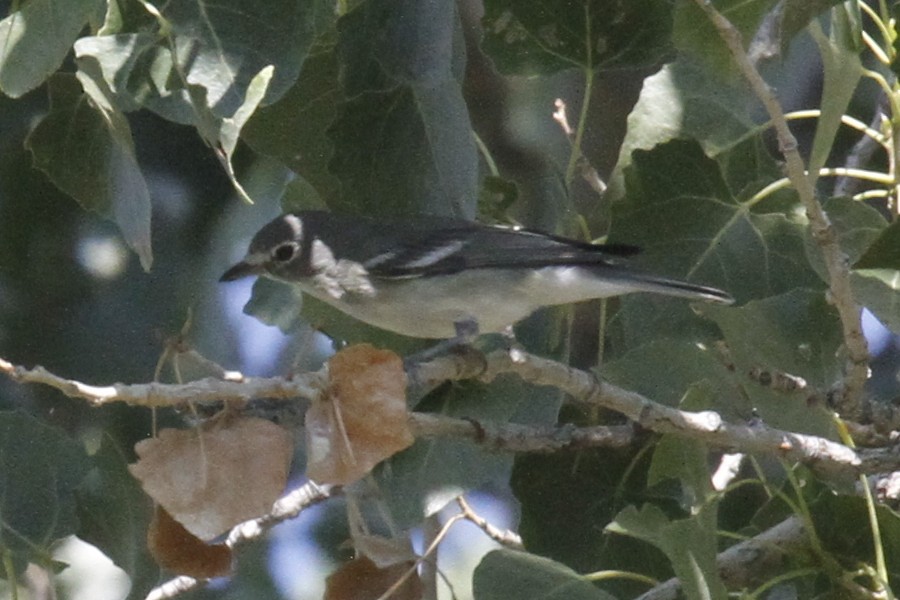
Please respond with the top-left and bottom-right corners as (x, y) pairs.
(692, 0), (869, 418)
(2, 350), (889, 481)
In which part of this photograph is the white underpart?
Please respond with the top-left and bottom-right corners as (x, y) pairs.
(294, 265), (642, 339)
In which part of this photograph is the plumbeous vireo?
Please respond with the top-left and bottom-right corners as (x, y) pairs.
(221, 211), (734, 339)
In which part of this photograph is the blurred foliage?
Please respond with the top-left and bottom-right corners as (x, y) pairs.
(0, 1), (899, 599)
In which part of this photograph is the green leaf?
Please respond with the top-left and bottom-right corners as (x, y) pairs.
(673, 0), (778, 79)
(73, 33), (158, 113)
(0, 0), (102, 97)
(473, 549), (616, 600)
(812, 493), (900, 591)
(72, 33), (211, 129)
(607, 58), (757, 200)
(602, 340), (745, 420)
(376, 376), (560, 527)
(160, 0), (335, 117)
(243, 278), (305, 333)
(96, 0), (159, 35)
(75, 435), (157, 599)
(851, 269), (900, 334)
(807, 5), (863, 181)
(0, 411), (91, 571)
(607, 503), (727, 600)
(329, 82), (478, 218)
(781, 0), (854, 52)
(481, 0), (674, 75)
(648, 434), (710, 512)
(218, 65), (275, 203)
(512, 444), (673, 591)
(701, 290), (840, 437)
(647, 384), (720, 511)
(337, 0), (467, 95)
(804, 197), (887, 281)
(26, 75), (153, 271)
(608, 139), (821, 349)
(331, 0), (478, 218)
(244, 43), (342, 204)
(854, 218), (900, 270)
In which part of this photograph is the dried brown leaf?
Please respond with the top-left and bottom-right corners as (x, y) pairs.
(306, 344), (413, 485)
(130, 416), (293, 539)
(147, 505), (232, 578)
(324, 556), (422, 600)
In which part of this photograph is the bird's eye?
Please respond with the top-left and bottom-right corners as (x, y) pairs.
(272, 243), (297, 263)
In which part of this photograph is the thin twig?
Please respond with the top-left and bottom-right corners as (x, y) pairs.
(145, 482), (336, 600)
(553, 98), (607, 195)
(456, 496), (523, 549)
(409, 412), (635, 453)
(692, 0), (869, 418)
(0, 357), (321, 407)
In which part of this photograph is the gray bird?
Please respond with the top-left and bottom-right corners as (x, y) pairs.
(221, 211), (733, 339)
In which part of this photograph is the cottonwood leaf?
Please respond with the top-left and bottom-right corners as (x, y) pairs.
(804, 196), (886, 281)
(0, 0), (102, 97)
(76, 435), (157, 598)
(306, 345), (413, 485)
(325, 556), (422, 600)
(607, 503), (727, 600)
(607, 58), (757, 200)
(0, 411), (91, 572)
(481, 0), (673, 75)
(701, 290), (840, 437)
(147, 506), (232, 578)
(129, 417), (293, 540)
(160, 0), (334, 116)
(782, 0), (857, 53)
(608, 139), (821, 350)
(673, 0), (777, 78)
(331, 0), (477, 218)
(244, 45), (342, 203)
(27, 75), (153, 270)
(602, 339), (744, 419)
(473, 549), (616, 600)
(851, 270), (900, 334)
(807, 5), (863, 180)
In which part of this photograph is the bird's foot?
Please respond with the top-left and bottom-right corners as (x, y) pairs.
(404, 317), (481, 369)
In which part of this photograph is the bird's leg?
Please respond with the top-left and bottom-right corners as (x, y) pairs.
(403, 317), (482, 369)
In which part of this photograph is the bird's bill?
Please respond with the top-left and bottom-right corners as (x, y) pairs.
(219, 259), (264, 282)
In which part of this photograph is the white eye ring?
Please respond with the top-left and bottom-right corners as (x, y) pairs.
(272, 242), (298, 262)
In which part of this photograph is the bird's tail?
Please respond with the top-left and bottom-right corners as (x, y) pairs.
(620, 273), (735, 305)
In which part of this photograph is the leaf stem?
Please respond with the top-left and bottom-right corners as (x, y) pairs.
(785, 110), (889, 147)
(745, 167), (895, 206)
(834, 417), (895, 598)
(2, 550), (18, 600)
(565, 2), (595, 186)
(565, 68), (595, 186)
(859, 0), (894, 61)
(584, 569), (658, 587)
(473, 131), (499, 177)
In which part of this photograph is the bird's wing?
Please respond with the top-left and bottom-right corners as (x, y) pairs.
(362, 224), (641, 279)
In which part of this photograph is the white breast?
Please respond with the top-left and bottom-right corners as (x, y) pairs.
(295, 266), (640, 339)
